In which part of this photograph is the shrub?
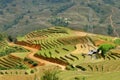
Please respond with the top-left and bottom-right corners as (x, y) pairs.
(25, 72), (28, 75)
(16, 71), (18, 74)
(66, 64), (77, 71)
(107, 25), (113, 35)
(30, 70), (34, 74)
(0, 72), (4, 75)
(15, 64), (28, 69)
(5, 72), (8, 74)
(74, 77), (80, 80)
(98, 43), (115, 58)
(41, 69), (61, 80)
(0, 46), (29, 57)
(32, 62), (38, 67)
(114, 38), (120, 45)
(76, 65), (86, 71)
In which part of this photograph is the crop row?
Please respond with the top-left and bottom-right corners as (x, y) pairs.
(25, 27), (69, 40)
(76, 60), (120, 72)
(0, 55), (23, 69)
(105, 53), (120, 60)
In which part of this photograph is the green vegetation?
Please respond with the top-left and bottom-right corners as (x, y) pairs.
(66, 65), (77, 71)
(41, 69), (61, 80)
(24, 58), (38, 67)
(114, 38), (120, 45)
(0, 55), (28, 70)
(107, 25), (113, 35)
(48, 17), (70, 27)
(98, 43), (116, 58)
(14, 64), (28, 69)
(11, 52), (29, 59)
(0, 46), (29, 57)
(58, 70), (120, 80)
(0, 27), (119, 80)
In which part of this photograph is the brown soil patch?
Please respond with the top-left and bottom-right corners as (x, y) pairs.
(8, 42), (66, 70)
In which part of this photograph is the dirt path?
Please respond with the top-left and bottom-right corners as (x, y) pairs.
(8, 42), (66, 70)
(74, 31), (88, 36)
(109, 9), (119, 37)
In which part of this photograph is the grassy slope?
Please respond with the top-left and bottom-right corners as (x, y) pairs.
(0, 27), (119, 79)
(58, 71), (120, 80)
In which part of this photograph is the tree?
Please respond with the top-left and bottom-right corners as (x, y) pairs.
(107, 25), (113, 35)
(7, 35), (17, 43)
(98, 43), (115, 58)
(7, 35), (13, 42)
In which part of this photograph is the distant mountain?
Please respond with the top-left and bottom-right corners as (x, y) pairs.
(0, 0), (120, 37)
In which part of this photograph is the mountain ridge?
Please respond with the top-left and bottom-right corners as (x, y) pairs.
(0, 0), (120, 37)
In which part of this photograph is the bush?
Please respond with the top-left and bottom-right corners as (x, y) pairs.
(76, 65), (86, 71)
(0, 72), (4, 75)
(0, 46), (29, 57)
(114, 38), (120, 45)
(66, 64), (77, 71)
(107, 25), (113, 35)
(24, 58), (38, 67)
(41, 69), (61, 80)
(98, 43), (115, 58)
(15, 64), (28, 69)
(74, 77), (80, 80)
(30, 70), (34, 74)
(32, 62), (38, 66)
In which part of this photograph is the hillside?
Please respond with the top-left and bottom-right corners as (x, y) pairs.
(0, 27), (119, 80)
(0, 0), (120, 37)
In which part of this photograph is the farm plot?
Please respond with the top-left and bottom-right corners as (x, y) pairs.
(0, 55), (26, 70)
(75, 60), (120, 72)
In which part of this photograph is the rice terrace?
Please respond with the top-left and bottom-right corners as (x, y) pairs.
(0, 27), (119, 80)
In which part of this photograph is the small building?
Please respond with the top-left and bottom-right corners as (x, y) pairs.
(88, 49), (98, 55)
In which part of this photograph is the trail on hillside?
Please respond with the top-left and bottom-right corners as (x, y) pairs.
(109, 9), (119, 37)
(74, 31), (87, 36)
(8, 42), (66, 70)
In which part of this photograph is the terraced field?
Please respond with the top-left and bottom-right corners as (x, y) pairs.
(23, 27), (96, 65)
(22, 27), (120, 66)
(0, 55), (25, 70)
(0, 27), (119, 80)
